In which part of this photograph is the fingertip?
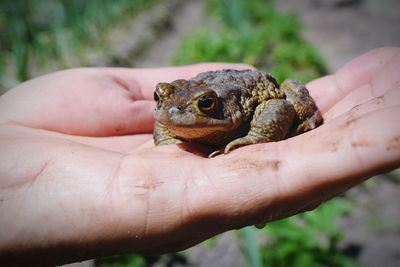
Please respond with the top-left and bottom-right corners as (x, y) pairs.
(335, 47), (400, 94)
(306, 75), (335, 113)
(305, 47), (400, 113)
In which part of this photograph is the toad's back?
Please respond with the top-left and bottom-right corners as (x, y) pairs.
(192, 70), (286, 115)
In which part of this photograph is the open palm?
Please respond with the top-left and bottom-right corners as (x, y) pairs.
(0, 48), (399, 265)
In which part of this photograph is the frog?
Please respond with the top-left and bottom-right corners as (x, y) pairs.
(153, 69), (323, 156)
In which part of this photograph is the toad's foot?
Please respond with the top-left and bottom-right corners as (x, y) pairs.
(224, 136), (260, 154)
(295, 109), (323, 135)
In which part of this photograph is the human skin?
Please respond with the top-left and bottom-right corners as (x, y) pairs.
(0, 47), (399, 266)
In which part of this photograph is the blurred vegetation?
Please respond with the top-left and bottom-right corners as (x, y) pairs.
(174, 0), (327, 83)
(2, 0), (361, 266)
(262, 199), (359, 267)
(0, 0), (157, 90)
(99, 253), (146, 267)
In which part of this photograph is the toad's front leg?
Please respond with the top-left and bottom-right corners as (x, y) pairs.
(153, 122), (183, 146)
(224, 99), (295, 154)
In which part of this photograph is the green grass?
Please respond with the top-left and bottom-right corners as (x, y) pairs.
(0, 0), (157, 90)
(174, 0), (326, 83)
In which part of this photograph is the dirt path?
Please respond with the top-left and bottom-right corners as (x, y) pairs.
(83, 0), (205, 69)
(274, 1), (400, 266)
(275, 0), (400, 72)
(133, 0), (205, 67)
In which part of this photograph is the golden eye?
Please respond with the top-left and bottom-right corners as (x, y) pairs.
(198, 95), (217, 114)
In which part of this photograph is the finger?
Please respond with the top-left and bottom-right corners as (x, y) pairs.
(325, 82), (400, 121)
(200, 104), (400, 228)
(323, 50), (400, 120)
(307, 47), (399, 113)
(306, 75), (336, 113)
(0, 68), (156, 135)
(335, 47), (399, 95)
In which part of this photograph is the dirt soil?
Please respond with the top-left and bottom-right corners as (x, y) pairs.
(275, 0), (400, 72)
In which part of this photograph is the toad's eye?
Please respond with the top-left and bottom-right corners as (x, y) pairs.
(153, 91), (160, 102)
(198, 95), (218, 114)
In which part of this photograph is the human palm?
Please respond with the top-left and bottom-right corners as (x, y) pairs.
(0, 48), (399, 265)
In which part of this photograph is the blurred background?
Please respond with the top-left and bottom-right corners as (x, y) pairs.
(1, 0), (399, 266)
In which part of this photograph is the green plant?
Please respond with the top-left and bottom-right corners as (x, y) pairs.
(174, 0), (327, 84)
(97, 253), (145, 267)
(261, 199), (360, 267)
(0, 0), (157, 89)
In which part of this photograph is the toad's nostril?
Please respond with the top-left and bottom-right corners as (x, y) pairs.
(168, 107), (180, 115)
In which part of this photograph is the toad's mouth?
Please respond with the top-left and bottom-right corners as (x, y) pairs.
(166, 124), (230, 140)
(156, 119), (231, 129)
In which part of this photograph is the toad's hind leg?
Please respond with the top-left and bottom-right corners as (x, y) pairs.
(224, 99), (295, 154)
(281, 79), (323, 134)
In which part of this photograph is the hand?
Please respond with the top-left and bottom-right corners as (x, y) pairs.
(0, 48), (399, 265)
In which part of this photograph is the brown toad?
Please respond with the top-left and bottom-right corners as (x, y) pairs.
(153, 69), (323, 156)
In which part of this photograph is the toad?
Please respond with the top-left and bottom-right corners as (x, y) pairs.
(153, 69), (323, 156)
